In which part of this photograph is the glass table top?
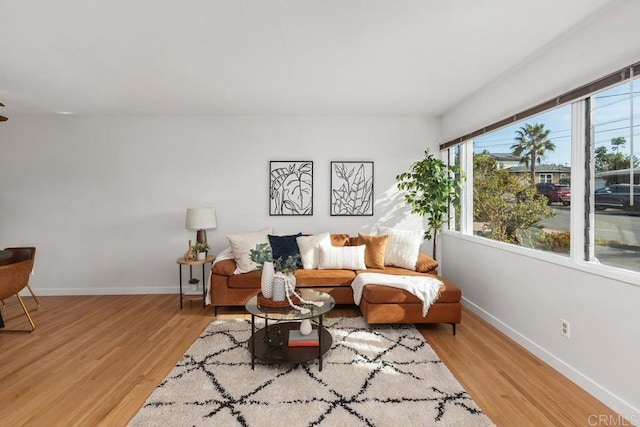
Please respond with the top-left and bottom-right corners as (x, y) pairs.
(245, 288), (335, 321)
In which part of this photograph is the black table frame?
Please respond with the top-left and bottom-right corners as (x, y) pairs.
(248, 316), (332, 371)
(178, 261), (210, 309)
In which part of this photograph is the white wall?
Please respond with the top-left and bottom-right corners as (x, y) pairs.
(440, 0), (640, 420)
(0, 116), (437, 294)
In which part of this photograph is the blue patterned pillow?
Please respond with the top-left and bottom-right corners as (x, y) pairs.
(268, 233), (302, 266)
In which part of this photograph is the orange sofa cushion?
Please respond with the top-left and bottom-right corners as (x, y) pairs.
(295, 269), (356, 286)
(415, 253), (438, 272)
(357, 233), (388, 269)
(330, 234), (351, 247)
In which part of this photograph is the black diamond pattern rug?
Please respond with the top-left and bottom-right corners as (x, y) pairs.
(129, 317), (494, 426)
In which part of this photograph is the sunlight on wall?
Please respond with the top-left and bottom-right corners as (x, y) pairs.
(373, 183), (425, 232)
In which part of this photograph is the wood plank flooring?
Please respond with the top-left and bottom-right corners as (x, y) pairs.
(0, 295), (621, 426)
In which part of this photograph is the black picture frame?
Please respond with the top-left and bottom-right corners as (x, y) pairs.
(269, 161), (313, 216)
(330, 161), (374, 216)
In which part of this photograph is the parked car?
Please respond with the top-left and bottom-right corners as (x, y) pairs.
(536, 183), (571, 206)
(594, 184), (640, 212)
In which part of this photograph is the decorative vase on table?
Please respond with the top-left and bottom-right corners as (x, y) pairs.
(272, 273), (286, 301)
(196, 251), (206, 261)
(299, 318), (313, 336)
(260, 261), (275, 299)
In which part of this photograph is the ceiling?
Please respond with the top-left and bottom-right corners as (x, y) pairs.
(0, 0), (617, 117)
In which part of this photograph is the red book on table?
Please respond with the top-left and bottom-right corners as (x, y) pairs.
(288, 329), (319, 347)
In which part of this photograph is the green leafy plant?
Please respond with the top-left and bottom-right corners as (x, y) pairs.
(511, 122), (555, 181)
(250, 243), (299, 274)
(543, 231), (571, 252)
(249, 243), (273, 269)
(396, 150), (464, 259)
(474, 151), (554, 244)
(188, 278), (200, 285)
(273, 254), (300, 274)
(193, 242), (210, 253)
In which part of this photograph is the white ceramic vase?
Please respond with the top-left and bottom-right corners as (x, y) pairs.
(260, 261), (275, 299)
(272, 273), (286, 301)
(196, 251), (206, 261)
(299, 318), (313, 336)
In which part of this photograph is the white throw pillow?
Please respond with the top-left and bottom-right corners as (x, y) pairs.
(377, 226), (422, 271)
(318, 245), (366, 270)
(227, 227), (273, 274)
(296, 233), (331, 269)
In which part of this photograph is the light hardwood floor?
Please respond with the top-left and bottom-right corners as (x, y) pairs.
(0, 295), (621, 426)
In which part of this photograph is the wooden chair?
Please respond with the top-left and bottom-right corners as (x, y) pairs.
(0, 247), (39, 312)
(0, 258), (36, 331)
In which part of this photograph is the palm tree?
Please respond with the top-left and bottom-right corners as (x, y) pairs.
(511, 123), (555, 182)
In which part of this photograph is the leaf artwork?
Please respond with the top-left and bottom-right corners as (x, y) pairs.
(269, 161), (313, 216)
(330, 162), (374, 216)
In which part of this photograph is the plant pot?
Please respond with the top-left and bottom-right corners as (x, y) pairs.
(196, 251), (206, 261)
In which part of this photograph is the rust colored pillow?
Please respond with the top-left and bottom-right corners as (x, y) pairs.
(330, 234), (351, 247)
(415, 253), (438, 272)
(357, 233), (389, 269)
(212, 259), (236, 276)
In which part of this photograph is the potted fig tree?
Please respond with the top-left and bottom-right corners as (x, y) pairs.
(396, 149), (464, 260)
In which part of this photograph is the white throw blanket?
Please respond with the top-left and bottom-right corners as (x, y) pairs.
(206, 247), (236, 305)
(351, 273), (443, 316)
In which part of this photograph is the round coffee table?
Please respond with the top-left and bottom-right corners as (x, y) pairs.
(245, 289), (335, 371)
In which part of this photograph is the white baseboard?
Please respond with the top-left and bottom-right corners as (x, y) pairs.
(462, 297), (640, 424)
(24, 286), (177, 296)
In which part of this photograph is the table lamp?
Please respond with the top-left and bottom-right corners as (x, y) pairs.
(185, 208), (217, 245)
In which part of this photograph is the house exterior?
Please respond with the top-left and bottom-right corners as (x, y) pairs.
(507, 164), (571, 183)
(488, 153), (522, 169)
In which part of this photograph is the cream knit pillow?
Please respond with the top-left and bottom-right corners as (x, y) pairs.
(318, 245), (366, 270)
(296, 233), (331, 269)
(377, 226), (422, 271)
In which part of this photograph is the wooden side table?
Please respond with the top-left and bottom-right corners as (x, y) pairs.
(177, 255), (215, 309)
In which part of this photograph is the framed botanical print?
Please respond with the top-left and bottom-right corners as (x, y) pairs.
(330, 161), (374, 216)
(269, 161), (313, 216)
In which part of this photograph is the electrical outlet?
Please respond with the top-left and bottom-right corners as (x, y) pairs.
(561, 319), (570, 338)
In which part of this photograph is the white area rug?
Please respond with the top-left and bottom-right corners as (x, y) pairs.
(130, 317), (494, 426)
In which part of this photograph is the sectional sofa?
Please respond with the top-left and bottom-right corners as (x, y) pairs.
(208, 231), (462, 334)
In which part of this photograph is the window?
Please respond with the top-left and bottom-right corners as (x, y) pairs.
(472, 105), (572, 254)
(539, 174), (553, 183)
(590, 77), (639, 272)
(446, 145), (463, 232)
(444, 62), (640, 277)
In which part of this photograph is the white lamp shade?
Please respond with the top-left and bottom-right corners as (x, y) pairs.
(185, 208), (217, 230)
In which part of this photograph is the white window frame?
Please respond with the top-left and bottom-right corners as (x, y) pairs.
(539, 173), (553, 183)
(446, 97), (640, 287)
